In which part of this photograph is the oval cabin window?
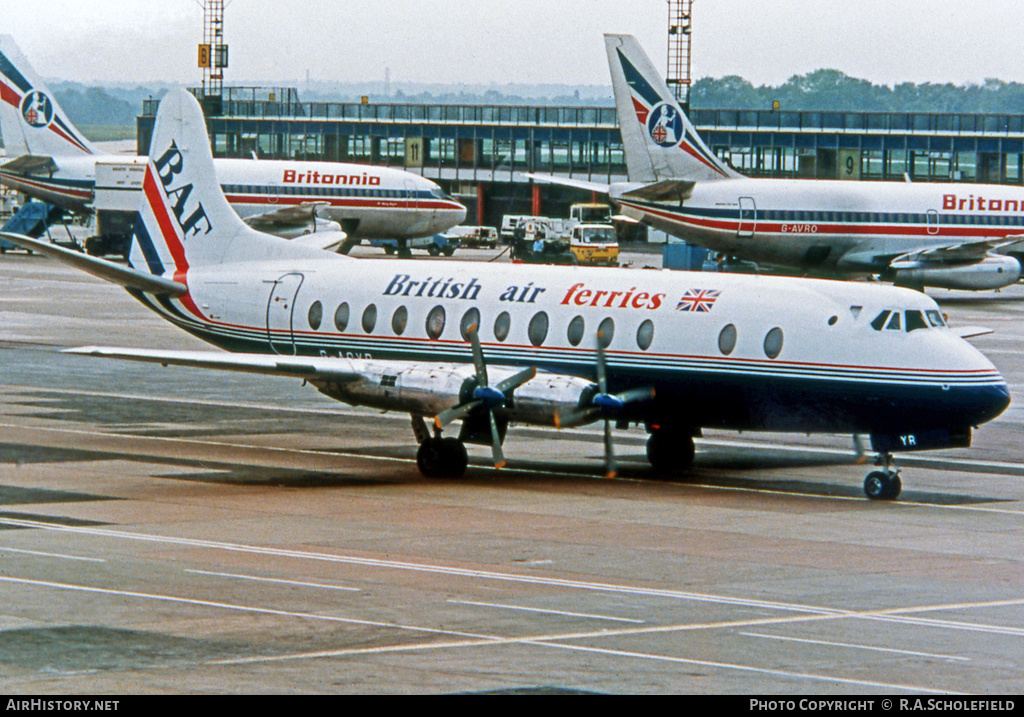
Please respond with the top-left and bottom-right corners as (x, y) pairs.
(361, 304), (377, 334)
(426, 305), (446, 340)
(567, 316), (585, 347)
(460, 308), (481, 341)
(334, 302), (350, 332)
(718, 324), (737, 355)
(391, 306), (408, 335)
(636, 320), (654, 351)
(764, 327), (784, 359)
(308, 301), (323, 331)
(528, 312), (549, 347)
(494, 312), (511, 342)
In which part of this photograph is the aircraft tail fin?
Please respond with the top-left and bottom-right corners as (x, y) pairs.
(0, 35), (98, 158)
(127, 88), (299, 283)
(604, 33), (740, 183)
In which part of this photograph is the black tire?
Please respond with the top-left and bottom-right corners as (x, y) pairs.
(428, 245), (441, 256)
(417, 437), (467, 479)
(864, 470), (901, 500)
(646, 429), (695, 476)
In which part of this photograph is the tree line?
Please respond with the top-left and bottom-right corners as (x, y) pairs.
(691, 70), (1024, 114)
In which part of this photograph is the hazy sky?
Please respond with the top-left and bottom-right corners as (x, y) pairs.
(5, 0), (1024, 88)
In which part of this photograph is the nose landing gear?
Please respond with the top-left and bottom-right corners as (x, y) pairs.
(864, 453), (902, 500)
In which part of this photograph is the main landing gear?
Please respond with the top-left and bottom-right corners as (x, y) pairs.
(646, 426), (696, 477)
(864, 453), (902, 501)
(411, 415), (468, 479)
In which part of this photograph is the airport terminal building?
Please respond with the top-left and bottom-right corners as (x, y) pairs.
(137, 88), (1024, 229)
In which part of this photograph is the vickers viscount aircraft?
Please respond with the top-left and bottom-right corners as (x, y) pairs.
(537, 34), (1024, 292)
(1, 89), (1011, 500)
(0, 35), (465, 248)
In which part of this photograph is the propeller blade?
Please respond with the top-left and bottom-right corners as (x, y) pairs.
(603, 419), (617, 479)
(489, 411), (506, 469)
(494, 365), (536, 393)
(595, 331), (608, 393)
(466, 323), (488, 388)
(434, 399), (481, 429)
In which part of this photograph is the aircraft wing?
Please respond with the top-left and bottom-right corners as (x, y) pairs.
(0, 154), (59, 176)
(65, 347), (365, 384)
(890, 236), (1024, 269)
(0, 232), (187, 296)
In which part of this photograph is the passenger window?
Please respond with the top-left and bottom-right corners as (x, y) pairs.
(426, 305), (446, 340)
(637, 319), (654, 351)
(361, 304), (377, 333)
(334, 302), (350, 332)
(597, 317), (615, 348)
(528, 312), (549, 347)
(392, 306), (408, 335)
(871, 311), (891, 331)
(718, 324), (737, 355)
(906, 310), (928, 332)
(308, 301), (323, 330)
(567, 316), (585, 347)
(494, 311), (511, 342)
(764, 327), (784, 359)
(460, 308), (481, 341)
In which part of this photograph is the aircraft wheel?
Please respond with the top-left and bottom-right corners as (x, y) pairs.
(864, 470), (901, 500)
(646, 429), (695, 477)
(416, 437), (467, 479)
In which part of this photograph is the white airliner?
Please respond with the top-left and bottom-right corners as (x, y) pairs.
(538, 34), (1024, 292)
(1, 89), (1011, 500)
(0, 35), (465, 249)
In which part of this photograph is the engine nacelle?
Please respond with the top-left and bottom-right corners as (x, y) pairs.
(891, 254), (1022, 291)
(311, 362), (599, 427)
(503, 373), (599, 427)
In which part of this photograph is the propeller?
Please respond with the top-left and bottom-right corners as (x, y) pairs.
(434, 325), (536, 469)
(556, 331), (654, 479)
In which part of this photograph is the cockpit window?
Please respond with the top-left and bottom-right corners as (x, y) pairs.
(927, 310), (947, 328)
(906, 310), (928, 332)
(872, 308), (945, 333)
(871, 311), (891, 331)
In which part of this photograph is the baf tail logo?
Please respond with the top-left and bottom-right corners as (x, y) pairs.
(20, 91), (53, 128)
(152, 142), (213, 238)
(648, 104), (683, 147)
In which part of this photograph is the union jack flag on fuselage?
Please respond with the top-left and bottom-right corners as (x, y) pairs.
(676, 289), (721, 313)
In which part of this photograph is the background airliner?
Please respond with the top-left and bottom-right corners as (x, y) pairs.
(540, 34), (1024, 292)
(1, 88), (1010, 500)
(0, 35), (465, 251)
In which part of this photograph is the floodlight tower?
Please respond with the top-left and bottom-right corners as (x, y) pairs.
(666, 0), (693, 112)
(197, 0), (229, 101)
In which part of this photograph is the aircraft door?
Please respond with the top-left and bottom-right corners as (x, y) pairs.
(266, 273), (304, 355)
(738, 197), (756, 237)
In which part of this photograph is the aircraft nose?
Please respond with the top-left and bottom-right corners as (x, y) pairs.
(974, 381), (1011, 426)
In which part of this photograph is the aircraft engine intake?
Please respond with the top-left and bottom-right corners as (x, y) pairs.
(891, 254), (1022, 291)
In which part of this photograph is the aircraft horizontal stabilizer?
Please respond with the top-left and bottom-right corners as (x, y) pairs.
(620, 179), (696, 203)
(0, 155), (58, 176)
(0, 232), (187, 296)
(524, 173), (611, 195)
(64, 347), (365, 384)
